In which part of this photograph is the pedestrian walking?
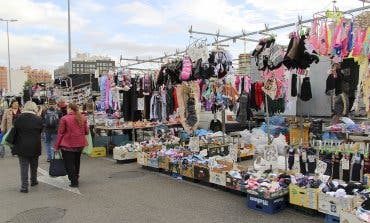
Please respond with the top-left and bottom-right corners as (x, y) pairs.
(12, 101), (43, 193)
(42, 99), (60, 162)
(54, 103), (89, 188)
(1, 99), (21, 133)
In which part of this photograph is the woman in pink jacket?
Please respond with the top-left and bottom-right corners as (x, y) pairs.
(54, 103), (89, 187)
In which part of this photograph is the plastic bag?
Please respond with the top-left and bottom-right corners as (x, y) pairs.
(272, 134), (288, 155)
(83, 132), (93, 155)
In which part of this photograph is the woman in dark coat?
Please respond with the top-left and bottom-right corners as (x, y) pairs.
(13, 101), (43, 193)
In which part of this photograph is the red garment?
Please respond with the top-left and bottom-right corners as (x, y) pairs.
(364, 156), (370, 174)
(255, 82), (264, 110)
(173, 87), (178, 110)
(54, 112), (89, 150)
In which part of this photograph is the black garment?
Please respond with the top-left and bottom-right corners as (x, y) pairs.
(299, 153), (307, 175)
(121, 79), (141, 121)
(300, 77), (312, 101)
(210, 119), (222, 132)
(351, 154), (362, 182)
(325, 74), (336, 95)
(288, 148), (295, 170)
(236, 94), (253, 123)
(323, 153), (333, 176)
(18, 156), (38, 190)
(61, 149), (82, 185)
(265, 96), (285, 115)
(332, 154), (341, 179)
(291, 74), (298, 97)
(166, 87), (175, 117)
(250, 83), (258, 110)
(186, 97), (197, 127)
(307, 147), (317, 174)
(13, 113), (43, 157)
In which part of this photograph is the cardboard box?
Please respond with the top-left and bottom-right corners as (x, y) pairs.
(340, 211), (367, 223)
(158, 156), (170, 170)
(289, 184), (319, 210)
(113, 148), (137, 160)
(318, 192), (355, 217)
(210, 171), (226, 186)
(137, 152), (148, 166)
(180, 163), (194, 178)
(193, 164), (210, 182)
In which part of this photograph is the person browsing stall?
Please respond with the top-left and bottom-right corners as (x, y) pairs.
(54, 103), (89, 188)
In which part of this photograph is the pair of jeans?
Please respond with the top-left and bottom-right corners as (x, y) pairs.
(44, 132), (57, 161)
(61, 150), (82, 185)
(18, 156), (38, 190)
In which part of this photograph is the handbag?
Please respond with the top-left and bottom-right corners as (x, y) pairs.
(5, 127), (17, 146)
(49, 151), (67, 177)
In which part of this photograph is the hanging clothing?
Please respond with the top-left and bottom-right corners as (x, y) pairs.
(300, 77), (312, 101)
(351, 154), (362, 182)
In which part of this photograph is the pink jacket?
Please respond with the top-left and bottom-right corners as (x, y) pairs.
(54, 112), (89, 150)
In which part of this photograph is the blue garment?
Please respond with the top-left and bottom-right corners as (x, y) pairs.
(347, 21), (354, 52)
(44, 132), (57, 161)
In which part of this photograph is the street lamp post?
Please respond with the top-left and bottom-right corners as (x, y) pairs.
(68, 0), (72, 74)
(0, 18), (18, 92)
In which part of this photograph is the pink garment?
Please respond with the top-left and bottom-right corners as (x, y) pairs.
(244, 76), (251, 94)
(308, 18), (320, 51)
(235, 76), (241, 92)
(319, 21), (329, 55)
(352, 28), (367, 56)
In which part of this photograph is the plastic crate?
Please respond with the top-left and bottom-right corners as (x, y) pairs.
(111, 134), (130, 146)
(88, 147), (106, 157)
(93, 136), (109, 147)
(246, 193), (288, 214)
(325, 214), (340, 223)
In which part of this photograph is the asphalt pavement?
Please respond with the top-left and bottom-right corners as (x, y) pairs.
(0, 150), (323, 223)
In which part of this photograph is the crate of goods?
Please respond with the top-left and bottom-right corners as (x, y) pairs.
(289, 184), (319, 210)
(180, 163), (194, 179)
(88, 147), (106, 158)
(324, 214), (340, 223)
(318, 192), (355, 217)
(137, 152), (148, 166)
(246, 193), (288, 214)
(169, 160), (180, 174)
(158, 156), (170, 170)
(210, 171), (226, 186)
(226, 172), (243, 191)
(340, 210), (367, 223)
(239, 144), (254, 158)
(113, 148), (137, 160)
(147, 157), (159, 169)
(246, 188), (289, 199)
(193, 164), (210, 182)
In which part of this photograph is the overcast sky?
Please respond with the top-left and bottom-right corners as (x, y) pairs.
(0, 0), (367, 72)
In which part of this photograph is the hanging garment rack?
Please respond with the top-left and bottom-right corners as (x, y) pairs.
(211, 5), (370, 45)
(121, 5), (369, 69)
(188, 25), (259, 43)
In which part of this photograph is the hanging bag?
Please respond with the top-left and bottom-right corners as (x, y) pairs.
(49, 151), (67, 177)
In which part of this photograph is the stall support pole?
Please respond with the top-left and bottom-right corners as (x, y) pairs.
(222, 108), (226, 144)
(265, 94), (271, 145)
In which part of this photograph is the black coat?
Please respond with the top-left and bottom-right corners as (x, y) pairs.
(13, 113), (43, 157)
